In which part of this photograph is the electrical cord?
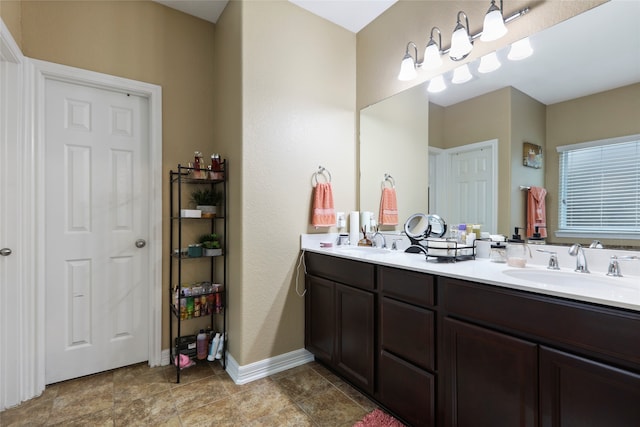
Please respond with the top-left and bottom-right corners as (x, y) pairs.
(295, 249), (307, 297)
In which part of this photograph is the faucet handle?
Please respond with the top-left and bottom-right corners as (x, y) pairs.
(607, 255), (640, 277)
(536, 249), (560, 270)
(607, 256), (622, 277)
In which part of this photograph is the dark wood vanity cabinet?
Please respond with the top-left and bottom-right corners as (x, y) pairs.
(305, 252), (640, 426)
(378, 266), (436, 427)
(304, 253), (375, 393)
(440, 277), (640, 427)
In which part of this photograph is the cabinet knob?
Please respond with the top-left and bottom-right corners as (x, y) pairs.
(0, 248), (12, 256)
(135, 239), (146, 248)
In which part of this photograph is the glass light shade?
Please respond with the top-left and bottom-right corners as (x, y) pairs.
(450, 25), (473, 60)
(427, 75), (447, 93)
(398, 54), (417, 81)
(423, 42), (443, 70)
(481, 9), (507, 41)
(452, 64), (473, 84)
(508, 37), (533, 61)
(478, 52), (501, 73)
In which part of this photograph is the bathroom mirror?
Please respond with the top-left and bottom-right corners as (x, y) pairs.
(359, 0), (640, 242)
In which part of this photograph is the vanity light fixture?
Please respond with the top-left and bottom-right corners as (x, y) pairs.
(398, 42), (418, 81)
(396, 1), (531, 81)
(478, 51), (501, 73)
(508, 37), (533, 60)
(427, 75), (447, 93)
(449, 11), (473, 61)
(423, 27), (443, 70)
(452, 64), (473, 84)
(481, 0), (508, 42)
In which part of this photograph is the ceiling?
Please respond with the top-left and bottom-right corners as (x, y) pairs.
(152, 0), (640, 107)
(152, 0), (396, 33)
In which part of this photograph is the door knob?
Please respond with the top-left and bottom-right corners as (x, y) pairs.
(135, 239), (146, 248)
(0, 248), (12, 256)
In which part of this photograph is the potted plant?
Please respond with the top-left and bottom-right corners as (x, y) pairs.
(199, 233), (222, 256)
(190, 188), (222, 218)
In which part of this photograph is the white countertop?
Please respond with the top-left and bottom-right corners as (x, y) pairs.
(301, 234), (640, 312)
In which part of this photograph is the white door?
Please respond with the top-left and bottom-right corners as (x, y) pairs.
(447, 142), (496, 232)
(44, 79), (149, 384)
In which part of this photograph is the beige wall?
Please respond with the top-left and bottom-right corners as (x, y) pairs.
(212, 0), (243, 363)
(235, 0), (356, 365)
(0, 0), (21, 48)
(510, 88), (546, 234)
(356, 0), (606, 109)
(360, 86), (429, 228)
(546, 82), (640, 247)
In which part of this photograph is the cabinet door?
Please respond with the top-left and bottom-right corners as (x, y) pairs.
(379, 350), (434, 427)
(540, 346), (640, 427)
(335, 283), (375, 393)
(305, 275), (335, 363)
(443, 318), (538, 427)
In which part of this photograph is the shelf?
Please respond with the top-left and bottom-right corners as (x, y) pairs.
(169, 160), (228, 384)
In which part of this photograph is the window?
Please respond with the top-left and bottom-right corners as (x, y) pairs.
(557, 134), (640, 239)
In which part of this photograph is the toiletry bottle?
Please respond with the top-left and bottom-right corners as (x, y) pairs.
(196, 329), (208, 360)
(527, 225), (546, 245)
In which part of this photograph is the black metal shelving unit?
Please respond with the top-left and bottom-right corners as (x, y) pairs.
(169, 161), (227, 383)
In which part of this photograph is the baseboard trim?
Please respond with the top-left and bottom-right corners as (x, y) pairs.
(226, 348), (314, 385)
(159, 348), (314, 385)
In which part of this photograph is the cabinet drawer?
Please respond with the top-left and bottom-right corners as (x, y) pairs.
(441, 277), (640, 371)
(379, 266), (434, 307)
(381, 297), (434, 371)
(379, 350), (434, 427)
(305, 252), (375, 290)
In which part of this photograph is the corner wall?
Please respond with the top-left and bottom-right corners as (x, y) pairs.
(236, 0), (356, 366)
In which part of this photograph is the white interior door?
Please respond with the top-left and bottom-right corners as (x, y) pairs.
(44, 78), (150, 384)
(446, 141), (497, 233)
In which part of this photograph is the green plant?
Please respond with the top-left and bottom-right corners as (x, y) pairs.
(190, 188), (222, 206)
(198, 233), (221, 249)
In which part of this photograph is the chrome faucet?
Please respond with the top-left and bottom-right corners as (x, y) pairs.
(536, 249), (560, 270)
(568, 243), (589, 273)
(607, 255), (640, 277)
(589, 240), (604, 249)
(371, 231), (387, 249)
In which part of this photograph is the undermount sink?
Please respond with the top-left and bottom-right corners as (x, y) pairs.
(502, 268), (622, 288)
(335, 246), (391, 255)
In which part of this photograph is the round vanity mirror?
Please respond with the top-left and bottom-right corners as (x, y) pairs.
(428, 214), (447, 238)
(404, 213), (448, 240)
(404, 213), (430, 240)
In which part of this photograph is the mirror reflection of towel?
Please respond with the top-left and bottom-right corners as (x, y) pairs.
(379, 187), (398, 226)
(311, 182), (336, 227)
(527, 186), (547, 238)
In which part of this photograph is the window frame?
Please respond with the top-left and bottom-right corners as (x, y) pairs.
(556, 133), (640, 240)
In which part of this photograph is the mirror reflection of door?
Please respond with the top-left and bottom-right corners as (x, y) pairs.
(431, 140), (497, 234)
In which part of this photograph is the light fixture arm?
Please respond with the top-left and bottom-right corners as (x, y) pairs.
(429, 26), (442, 52)
(405, 41), (418, 60)
(456, 11), (470, 34)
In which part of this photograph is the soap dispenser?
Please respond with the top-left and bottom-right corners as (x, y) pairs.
(507, 227), (531, 268)
(527, 226), (546, 245)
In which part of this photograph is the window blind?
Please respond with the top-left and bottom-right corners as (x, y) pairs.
(558, 138), (640, 235)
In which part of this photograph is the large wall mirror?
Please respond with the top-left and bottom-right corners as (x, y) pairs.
(359, 0), (640, 244)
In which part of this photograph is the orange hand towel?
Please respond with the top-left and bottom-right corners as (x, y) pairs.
(311, 182), (336, 227)
(527, 186), (547, 238)
(378, 187), (398, 226)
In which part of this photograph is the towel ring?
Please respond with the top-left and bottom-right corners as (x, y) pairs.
(312, 166), (332, 187)
(382, 173), (395, 189)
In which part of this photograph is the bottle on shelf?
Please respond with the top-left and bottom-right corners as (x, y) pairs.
(196, 329), (208, 360)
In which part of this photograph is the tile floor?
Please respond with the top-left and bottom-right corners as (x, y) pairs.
(0, 360), (381, 426)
